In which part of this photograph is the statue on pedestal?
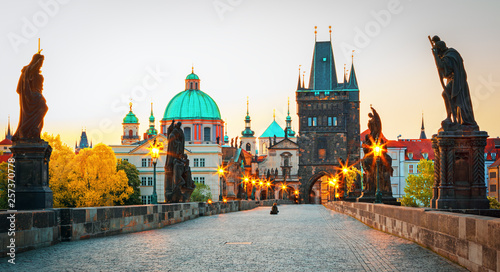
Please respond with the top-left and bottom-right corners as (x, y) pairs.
(11, 43), (53, 210)
(429, 35), (489, 209)
(164, 120), (196, 203)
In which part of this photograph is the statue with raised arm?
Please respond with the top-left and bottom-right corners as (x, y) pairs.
(12, 53), (48, 141)
(430, 35), (478, 131)
(367, 106), (381, 141)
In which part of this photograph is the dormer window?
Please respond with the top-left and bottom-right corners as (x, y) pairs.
(422, 153), (428, 160)
(492, 153), (497, 160)
(408, 152), (413, 160)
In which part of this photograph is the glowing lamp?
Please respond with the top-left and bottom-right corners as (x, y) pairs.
(342, 167), (348, 174)
(244, 177), (249, 183)
(251, 180), (256, 185)
(223, 198), (227, 203)
(207, 199), (212, 204)
(266, 182), (271, 187)
(294, 190), (299, 195)
(281, 184), (287, 190)
(335, 193), (340, 198)
(217, 166), (225, 176)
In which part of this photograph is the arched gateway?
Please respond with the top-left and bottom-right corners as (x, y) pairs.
(300, 171), (333, 204)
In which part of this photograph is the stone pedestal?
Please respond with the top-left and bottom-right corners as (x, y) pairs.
(431, 131), (490, 209)
(11, 140), (53, 210)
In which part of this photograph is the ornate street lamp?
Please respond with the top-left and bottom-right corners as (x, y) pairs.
(372, 142), (383, 204)
(217, 166), (226, 201)
(148, 139), (162, 204)
(342, 166), (349, 199)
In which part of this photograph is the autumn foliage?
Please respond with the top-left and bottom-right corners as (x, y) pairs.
(42, 133), (133, 207)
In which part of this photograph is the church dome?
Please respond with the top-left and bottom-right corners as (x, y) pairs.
(162, 89), (221, 120)
(186, 73), (199, 80)
(123, 103), (139, 124)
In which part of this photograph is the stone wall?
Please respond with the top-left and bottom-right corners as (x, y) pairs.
(0, 200), (260, 257)
(324, 201), (500, 272)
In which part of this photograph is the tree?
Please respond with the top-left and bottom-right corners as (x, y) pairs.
(488, 196), (500, 209)
(42, 133), (76, 207)
(401, 159), (434, 207)
(116, 159), (141, 205)
(190, 182), (212, 202)
(344, 166), (362, 193)
(0, 162), (8, 209)
(68, 144), (133, 207)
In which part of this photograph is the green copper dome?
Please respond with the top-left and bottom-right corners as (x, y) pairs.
(163, 90), (221, 120)
(123, 111), (139, 124)
(186, 73), (199, 80)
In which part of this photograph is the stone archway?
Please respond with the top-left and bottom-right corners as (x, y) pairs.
(301, 171), (332, 204)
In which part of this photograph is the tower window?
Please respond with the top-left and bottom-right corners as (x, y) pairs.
(313, 117), (317, 127)
(129, 130), (133, 137)
(328, 117), (332, 126)
(333, 117), (338, 126)
(195, 82), (198, 89)
(246, 143), (251, 152)
(190, 82), (193, 89)
(308, 118), (312, 126)
(184, 127), (191, 141)
(204, 127), (211, 141)
(318, 138), (327, 160)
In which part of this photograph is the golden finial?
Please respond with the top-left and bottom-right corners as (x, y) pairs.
(299, 64), (301, 74)
(37, 38), (42, 54)
(287, 97), (290, 115)
(129, 100), (132, 111)
(273, 109), (276, 120)
(352, 50), (355, 61)
(329, 26), (332, 40)
(314, 26), (317, 41)
(246, 96), (249, 115)
(191, 64), (194, 73)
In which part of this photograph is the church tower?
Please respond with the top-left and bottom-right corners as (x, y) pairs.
(419, 112), (427, 139)
(122, 102), (140, 145)
(241, 97), (256, 153)
(296, 27), (360, 203)
(5, 116), (12, 140)
(144, 103), (158, 140)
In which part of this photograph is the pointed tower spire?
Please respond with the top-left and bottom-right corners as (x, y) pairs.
(347, 53), (358, 89)
(302, 71), (305, 89)
(297, 65), (302, 90)
(241, 97), (255, 137)
(343, 64), (347, 88)
(147, 102), (158, 138)
(6, 115), (12, 140)
(285, 97), (296, 138)
(420, 112), (427, 139)
(329, 26), (332, 41)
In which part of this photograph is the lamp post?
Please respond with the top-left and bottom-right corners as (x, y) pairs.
(217, 166), (225, 201)
(342, 167), (349, 200)
(149, 139), (161, 205)
(373, 142), (383, 204)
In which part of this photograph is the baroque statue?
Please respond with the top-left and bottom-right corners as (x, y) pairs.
(430, 35), (478, 131)
(164, 120), (196, 203)
(12, 52), (48, 141)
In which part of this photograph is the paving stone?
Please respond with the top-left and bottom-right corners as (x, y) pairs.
(0, 205), (466, 271)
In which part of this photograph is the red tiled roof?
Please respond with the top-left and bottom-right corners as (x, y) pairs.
(0, 154), (13, 163)
(485, 138), (500, 161)
(0, 138), (12, 145)
(490, 158), (500, 168)
(393, 139), (434, 161)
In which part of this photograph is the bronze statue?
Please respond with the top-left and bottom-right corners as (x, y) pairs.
(13, 53), (48, 141)
(164, 120), (195, 202)
(430, 35), (478, 131)
(367, 106), (381, 141)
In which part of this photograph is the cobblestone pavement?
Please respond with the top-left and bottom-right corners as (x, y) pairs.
(1, 205), (467, 272)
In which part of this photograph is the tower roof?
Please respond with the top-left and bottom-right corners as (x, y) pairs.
(242, 97), (255, 137)
(163, 89), (221, 121)
(347, 61), (358, 89)
(78, 130), (89, 149)
(260, 120), (285, 138)
(419, 113), (427, 139)
(123, 102), (139, 124)
(186, 73), (199, 80)
(308, 40), (338, 90)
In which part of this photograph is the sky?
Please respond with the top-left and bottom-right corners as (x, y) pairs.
(1, 0), (500, 147)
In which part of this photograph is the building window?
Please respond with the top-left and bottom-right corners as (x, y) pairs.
(246, 143), (251, 152)
(142, 158), (147, 167)
(318, 138), (326, 160)
(148, 158), (152, 167)
(308, 117), (312, 126)
(141, 177), (147, 186)
(147, 177), (153, 186)
(491, 172), (497, 179)
(194, 177), (199, 183)
(190, 82), (193, 89)
(195, 82), (198, 89)
(184, 127), (191, 141)
(325, 91), (330, 96)
(141, 195), (147, 204)
(194, 158), (199, 167)
(148, 195), (152, 204)
(200, 158), (205, 167)
(333, 117), (337, 126)
(312, 117), (317, 127)
(492, 153), (497, 160)
(204, 127), (211, 141)
(328, 117), (332, 126)
(491, 184), (497, 192)
(199, 177), (205, 184)
(123, 158), (129, 162)
(129, 130), (133, 137)
(409, 165), (414, 174)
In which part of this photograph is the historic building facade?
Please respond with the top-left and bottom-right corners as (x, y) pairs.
(296, 37), (360, 203)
